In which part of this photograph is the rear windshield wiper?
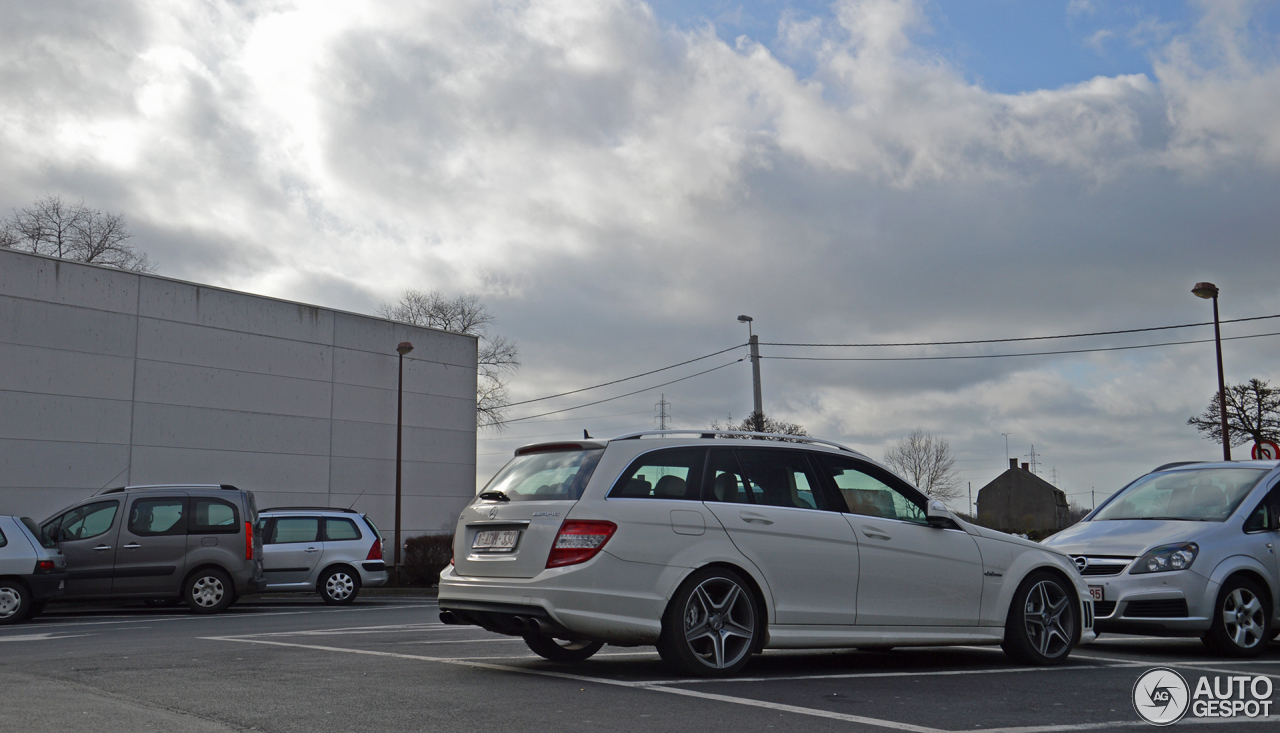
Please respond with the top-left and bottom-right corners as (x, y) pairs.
(478, 490), (510, 502)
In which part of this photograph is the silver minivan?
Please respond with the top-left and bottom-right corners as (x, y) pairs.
(256, 508), (387, 604)
(1044, 460), (1280, 657)
(41, 484), (266, 613)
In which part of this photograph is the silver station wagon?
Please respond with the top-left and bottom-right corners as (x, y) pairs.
(1044, 460), (1280, 657)
(439, 431), (1096, 676)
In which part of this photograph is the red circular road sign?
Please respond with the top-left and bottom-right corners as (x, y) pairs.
(1252, 441), (1280, 460)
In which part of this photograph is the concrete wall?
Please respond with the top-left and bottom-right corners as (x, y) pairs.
(0, 248), (477, 535)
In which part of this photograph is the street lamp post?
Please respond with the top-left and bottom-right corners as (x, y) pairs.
(1192, 282), (1230, 461)
(737, 315), (762, 425)
(394, 341), (414, 584)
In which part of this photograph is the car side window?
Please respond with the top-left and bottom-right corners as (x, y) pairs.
(190, 498), (241, 534)
(1244, 485), (1280, 532)
(128, 498), (187, 536)
(266, 517), (319, 544)
(325, 518), (362, 541)
(704, 449), (752, 504)
(0, 525), (6, 547)
(735, 448), (827, 510)
(47, 501), (120, 541)
(820, 456), (927, 524)
(608, 448), (705, 500)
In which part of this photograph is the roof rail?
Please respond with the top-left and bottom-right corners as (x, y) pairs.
(611, 429), (862, 454)
(260, 506), (358, 513)
(94, 484), (239, 496)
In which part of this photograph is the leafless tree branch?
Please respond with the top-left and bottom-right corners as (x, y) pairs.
(1, 195), (154, 272)
(882, 428), (963, 502)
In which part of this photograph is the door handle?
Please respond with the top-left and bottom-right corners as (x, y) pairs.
(122, 543), (142, 550)
(305, 547), (320, 553)
(739, 512), (773, 525)
(861, 526), (892, 540)
(93, 545), (113, 552)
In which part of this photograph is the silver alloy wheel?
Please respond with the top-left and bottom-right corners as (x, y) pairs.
(682, 576), (755, 670)
(0, 586), (21, 618)
(325, 572), (355, 601)
(190, 575), (226, 608)
(1222, 587), (1266, 650)
(1021, 579), (1073, 659)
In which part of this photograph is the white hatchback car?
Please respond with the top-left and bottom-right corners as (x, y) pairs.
(439, 432), (1095, 676)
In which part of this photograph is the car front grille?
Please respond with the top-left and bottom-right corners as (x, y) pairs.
(1124, 599), (1189, 618)
(1073, 556), (1133, 576)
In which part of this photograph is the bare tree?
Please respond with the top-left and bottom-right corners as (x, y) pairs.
(377, 289), (520, 428)
(708, 411), (809, 441)
(1, 195), (153, 272)
(883, 428), (963, 502)
(1187, 378), (1280, 448)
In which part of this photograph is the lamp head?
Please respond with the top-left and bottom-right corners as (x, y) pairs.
(737, 315), (753, 323)
(396, 341), (414, 355)
(1192, 282), (1219, 300)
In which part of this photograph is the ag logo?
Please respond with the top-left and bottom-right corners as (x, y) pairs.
(1134, 668), (1190, 725)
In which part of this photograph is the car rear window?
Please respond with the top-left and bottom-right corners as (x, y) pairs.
(1094, 467), (1268, 522)
(0, 525), (6, 547)
(481, 449), (604, 502)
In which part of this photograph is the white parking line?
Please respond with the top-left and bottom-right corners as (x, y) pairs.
(0, 632), (95, 643)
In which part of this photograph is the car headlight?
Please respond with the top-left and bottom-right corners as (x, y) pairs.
(1130, 542), (1198, 574)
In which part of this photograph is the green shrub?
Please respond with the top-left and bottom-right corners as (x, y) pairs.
(400, 532), (455, 586)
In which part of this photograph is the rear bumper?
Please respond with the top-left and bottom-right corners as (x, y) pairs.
(25, 573), (68, 603)
(438, 551), (685, 645)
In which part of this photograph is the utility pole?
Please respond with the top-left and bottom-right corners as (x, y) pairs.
(1025, 445), (1041, 475)
(654, 394), (670, 430)
(738, 315), (763, 424)
(1050, 466), (1061, 486)
(1001, 433), (1012, 464)
(968, 481), (973, 517)
(1091, 488), (1095, 511)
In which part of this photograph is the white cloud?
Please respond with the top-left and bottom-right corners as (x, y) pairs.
(1, 0), (1278, 493)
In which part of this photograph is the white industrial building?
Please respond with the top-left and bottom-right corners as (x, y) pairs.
(0, 248), (477, 535)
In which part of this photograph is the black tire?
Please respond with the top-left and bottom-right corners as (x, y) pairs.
(183, 568), (235, 614)
(319, 567), (361, 605)
(1202, 576), (1271, 658)
(522, 634), (604, 662)
(0, 579), (32, 625)
(1001, 571), (1079, 665)
(657, 567), (761, 677)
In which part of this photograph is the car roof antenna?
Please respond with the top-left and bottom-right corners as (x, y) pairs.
(347, 489), (367, 511)
(584, 429), (592, 439)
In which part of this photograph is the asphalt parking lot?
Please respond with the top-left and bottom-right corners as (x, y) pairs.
(2, 595), (1278, 732)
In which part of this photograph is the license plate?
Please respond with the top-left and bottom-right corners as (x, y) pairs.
(1089, 585), (1104, 602)
(472, 529), (519, 552)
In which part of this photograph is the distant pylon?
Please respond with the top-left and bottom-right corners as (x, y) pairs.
(655, 394), (670, 430)
(1025, 445), (1042, 475)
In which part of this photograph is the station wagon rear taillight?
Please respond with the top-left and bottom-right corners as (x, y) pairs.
(366, 539), (383, 561)
(34, 560), (56, 573)
(245, 521), (254, 560)
(546, 520), (617, 568)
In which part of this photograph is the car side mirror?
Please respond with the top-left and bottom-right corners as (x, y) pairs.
(926, 500), (952, 528)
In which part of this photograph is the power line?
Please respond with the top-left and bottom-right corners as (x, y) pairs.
(504, 343), (745, 407)
(501, 360), (744, 424)
(761, 330), (1280, 362)
(760, 313), (1280, 348)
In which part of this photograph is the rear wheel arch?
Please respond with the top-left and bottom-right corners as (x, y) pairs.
(678, 562), (771, 648)
(317, 562), (360, 587)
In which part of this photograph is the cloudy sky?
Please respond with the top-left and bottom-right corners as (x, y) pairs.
(4, 0), (1280, 507)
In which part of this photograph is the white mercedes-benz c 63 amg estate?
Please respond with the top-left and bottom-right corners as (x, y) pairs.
(438, 431), (1095, 676)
